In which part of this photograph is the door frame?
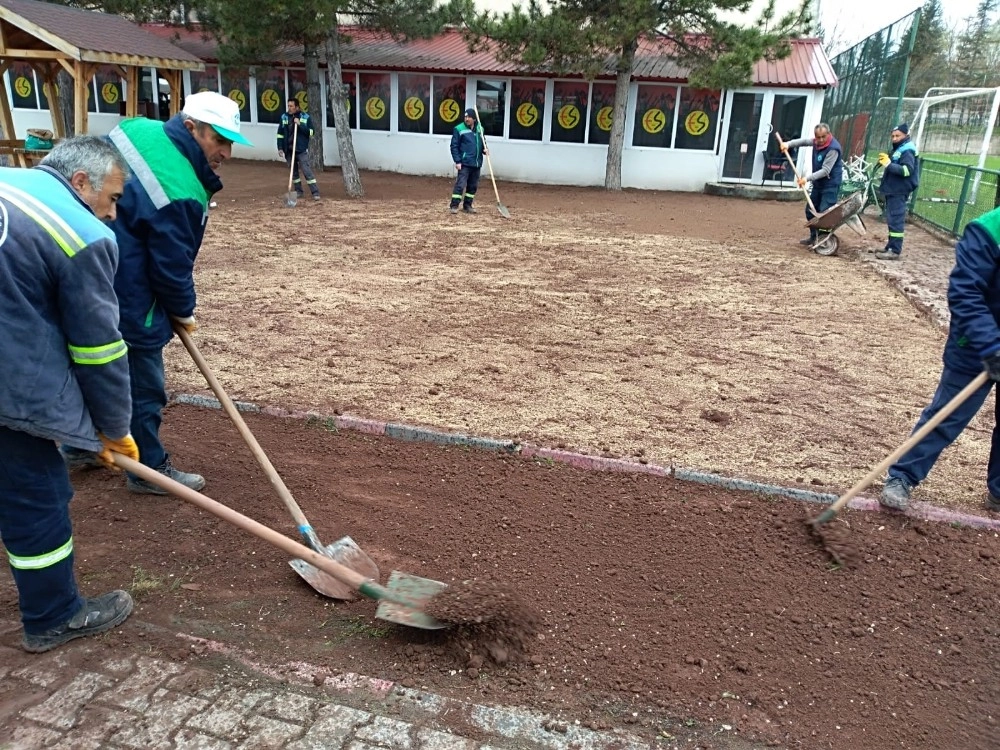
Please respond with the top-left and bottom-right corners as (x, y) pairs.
(718, 87), (820, 184)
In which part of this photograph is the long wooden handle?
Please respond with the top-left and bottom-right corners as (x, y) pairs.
(112, 454), (386, 598)
(818, 371), (990, 522)
(287, 124), (298, 191)
(471, 105), (502, 203)
(774, 131), (818, 215)
(173, 325), (312, 532)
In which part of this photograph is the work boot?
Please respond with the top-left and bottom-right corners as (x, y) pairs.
(987, 494), (1000, 513)
(312, 194), (321, 201)
(449, 206), (459, 215)
(799, 236), (816, 246)
(463, 205), (477, 214)
(875, 250), (901, 261)
(22, 590), (133, 653)
(127, 459), (206, 495)
(880, 476), (911, 511)
(60, 445), (103, 470)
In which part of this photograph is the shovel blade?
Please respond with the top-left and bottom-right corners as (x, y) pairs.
(287, 536), (381, 601)
(497, 202), (511, 219)
(375, 570), (448, 630)
(285, 191), (297, 208)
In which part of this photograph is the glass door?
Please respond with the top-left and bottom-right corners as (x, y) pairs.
(763, 94), (808, 184)
(721, 92), (763, 181)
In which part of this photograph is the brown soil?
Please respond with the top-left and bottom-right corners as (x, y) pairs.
(2, 163), (998, 750)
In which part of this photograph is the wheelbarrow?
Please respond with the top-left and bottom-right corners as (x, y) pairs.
(806, 190), (867, 256)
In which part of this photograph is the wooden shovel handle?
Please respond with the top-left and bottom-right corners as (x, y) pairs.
(173, 324), (312, 533)
(818, 371), (990, 522)
(471, 105), (502, 204)
(112, 454), (385, 598)
(287, 124), (298, 192)
(774, 131), (818, 215)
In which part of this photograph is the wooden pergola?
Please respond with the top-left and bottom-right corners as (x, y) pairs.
(0, 0), (203, 165)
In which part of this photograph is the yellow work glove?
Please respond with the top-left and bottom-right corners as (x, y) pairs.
(97, 433), (139, 470)
(877, 152), (890, 167)
(172, 315), (197, 334)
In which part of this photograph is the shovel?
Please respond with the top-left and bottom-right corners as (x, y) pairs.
(284, 124), (299, 208)
(774, 131), (818, 216)
(173, 324), (380, 600)
(809, 371), (989, 564)
(472, 106), (510, 219)
(112, 454), (447, 629)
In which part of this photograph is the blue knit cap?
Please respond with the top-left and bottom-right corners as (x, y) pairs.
(894, 123), (909, 135)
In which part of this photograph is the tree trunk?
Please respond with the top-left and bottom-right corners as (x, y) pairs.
(57, 69), (75, 137)
(304, 40), (324, 171)
(605, 39), (638, 191)
(325, 20), (363, 198)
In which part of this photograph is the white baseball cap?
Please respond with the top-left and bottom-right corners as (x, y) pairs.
(181, 91), (253, 146)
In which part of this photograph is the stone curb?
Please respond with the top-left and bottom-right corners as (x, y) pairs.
(169, 392), (1000, 533)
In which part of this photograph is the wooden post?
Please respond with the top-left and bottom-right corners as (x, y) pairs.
(0, 59), (26, 167)
(37, 64), (65, 139)
(73, 61), (92, 135)
(162, 69), (182, 115)
(125, 65), (138, 118)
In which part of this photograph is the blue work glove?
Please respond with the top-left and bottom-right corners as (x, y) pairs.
(984, 352), (1000, 381)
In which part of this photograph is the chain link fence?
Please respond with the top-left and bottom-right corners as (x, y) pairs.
(911, 158), (1000, 235)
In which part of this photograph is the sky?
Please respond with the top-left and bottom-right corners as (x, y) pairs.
(472, 0), (989, 55)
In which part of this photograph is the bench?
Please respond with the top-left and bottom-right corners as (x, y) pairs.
(0, 139), (55, 168)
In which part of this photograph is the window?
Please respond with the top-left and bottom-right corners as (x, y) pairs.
(398, 74), (430, 134)
(476, 79), (506, 138)
(328, 72), (357, 129)
(509, 79), (544, 141)
(190, 66), (219, 94)
(588, 82), (616, 145)
(222, 69), (251, 122)
(632, 84), (676, 148)
(9, 64), (38, 109)
(551, 81), (588, 144)
(432, 75), (465, 135)
(288, 69), (309, 112)
(674, 87), (721, 150)
(94, 65), (124, 114)
(255, 68), (285, 125)
(359, 73), (390, 131)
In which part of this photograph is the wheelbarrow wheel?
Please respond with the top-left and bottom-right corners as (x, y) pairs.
(814, 233), (839, 256)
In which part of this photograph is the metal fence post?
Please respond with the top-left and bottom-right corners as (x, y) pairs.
(953, 169), (974, 236)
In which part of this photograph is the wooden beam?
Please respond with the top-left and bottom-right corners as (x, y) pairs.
(56, 57), (73, 77)
(38, 64), (65, 140)
(0, 15), (79, 59)
(0, 21), (8, 55)
(79, 50), (202, 71)
(1, 48), (71, 60)
(0, 67), (26, 166)
(162, 69), (182, 116)
(73, 60), (93, 135)
(125, 65), (138, 118)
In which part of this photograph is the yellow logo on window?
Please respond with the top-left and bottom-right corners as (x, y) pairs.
(439, 98), (460, 123)
(101, 83), (119, 104)
(516, 102), (538, 128)
(684, 110), (710, 136)
(557, 104), (580, 129)
(641, 108), (666, 135)
(228, 90), (246, 110)
(261, 89), (281, 112)
(365, 96), (386, 120)
(595, 106), (613, 132)
(403, 96), (425, 121)
(14, 76), (32, 98)
(295, 91), (309, 111)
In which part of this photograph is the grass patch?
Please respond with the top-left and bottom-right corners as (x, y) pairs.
(129, 566), (164, 598)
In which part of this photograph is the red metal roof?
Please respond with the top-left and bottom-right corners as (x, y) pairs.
(143, 25), (836, 88)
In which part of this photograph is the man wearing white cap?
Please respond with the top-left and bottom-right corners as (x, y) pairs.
(63, 91), (253, 494)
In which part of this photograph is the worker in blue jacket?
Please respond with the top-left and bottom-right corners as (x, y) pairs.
(881, 206), (1000, 511)
(63, 91), (253, 494)
(875, 123), (919, 260)
(0, 136), (139, 653)
(449, 108), (488, 215)
(780, 123), (844, 248)
(277, 98), (320, 200)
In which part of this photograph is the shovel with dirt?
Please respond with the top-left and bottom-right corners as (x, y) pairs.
(472, 106), (510, 219)
(808, 371), (989, 565)
(173, 324), (380, 600)
(112, 454), (447, 629)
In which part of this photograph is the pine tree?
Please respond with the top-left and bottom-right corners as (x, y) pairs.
(905, 0), (949, 97)
(953, 0), (1000, 87)
(466, 0), (810, 191)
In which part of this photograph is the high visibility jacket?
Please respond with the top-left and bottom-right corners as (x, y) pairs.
(277, 112), (313, 155)
(450, 123), (484, 168)
(880, 139), (919, 196)
(0, 166), (131, 451)
(109, 115), (222, 351)
(946, 207), (1000, 372)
